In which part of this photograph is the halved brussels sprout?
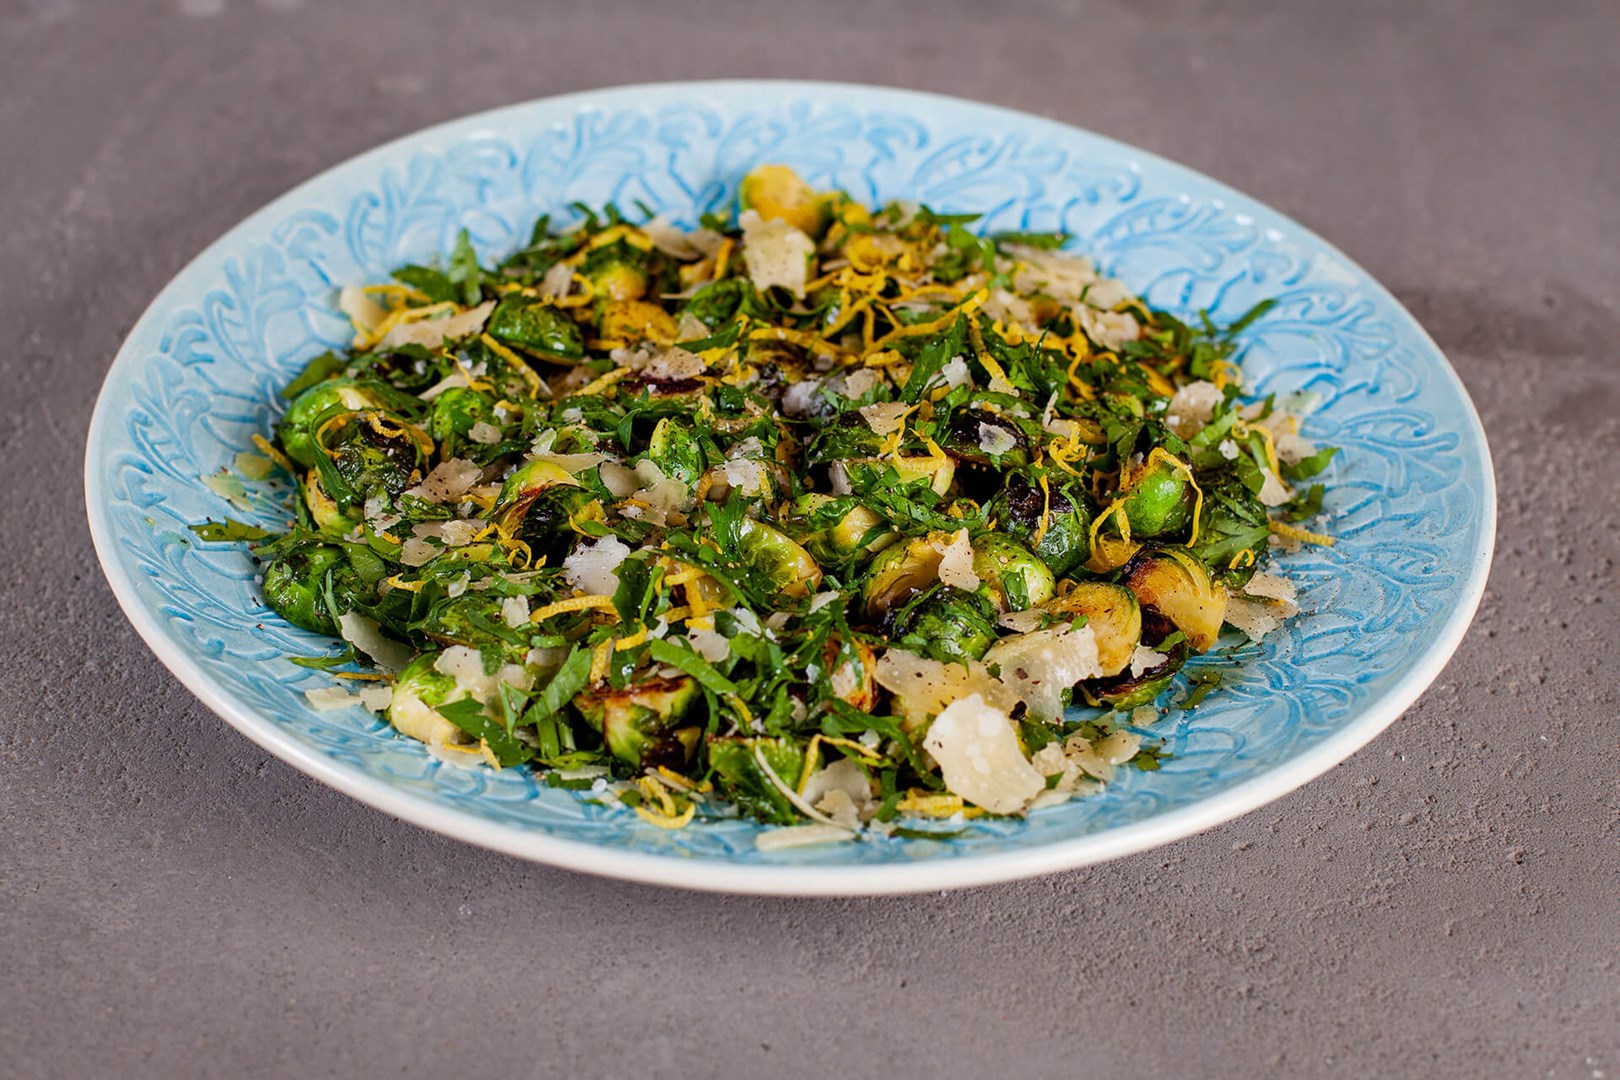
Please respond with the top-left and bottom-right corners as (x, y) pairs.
(707, 735), (808, 825)
(1121, 455), (1195, 538)
(735, 517), (821, 600)
(645, 417), (705, 486)
(1124, 547), (1227, 652)
(738, 164), (834, 238)
(943, 410), (1029, 467)
(316, 410), (433, 502)
(681, 278), (746, 331)
(796, 495), (895, 566)
(987, 474), (1093, 578)
(1043, 581), (1143, 677)
(495, 459), (582, 513)
(278, 378), (415, 468)
(1086, 640), (1188, 710)
(302, 471), (360, 536)
(416, 593), (519, 649)
(860, 536), (942, 622)
(806, 413), (885, 465)
(486, 296), (585, 360)
(893, 586), (999, 662)
(387, 652), (473, 750)
(599, 299), (677, 345)
(580, 241), (666, 303)
(575, 674), (702, 769)
(429, 386), (501, 451)
(261, 541), (367, 634)
(970, 533), (1056, 612)
(494, 459), (589, 563)
(886, 456), (955, 497)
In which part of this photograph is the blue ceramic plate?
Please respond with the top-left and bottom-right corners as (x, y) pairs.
(85, 82), (1494, 894)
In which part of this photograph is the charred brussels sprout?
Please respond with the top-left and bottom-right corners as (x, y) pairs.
(970, 533), (1056, 612)
(494, 460), (591, 564)
(1087, 640), (1188, 709)
(707, 736), (808, 825)
(893, 586), (999, 662)
(316, 410), (433, 503)
(1124, 547), (1227, 652)
(943, 410), (1030, 467)
(278, 378), (416, 468)
(987, 474), (1092, 578)
(574, 675), (702, 769)
(302, 471), (360, 536)
(486, 296), (585, 360)
(261, 541), (368, 634)
(739, 164), (835, 238)
(735, 517), (821, 600)
(1121, 454), (1195, 538)
(1044, 581), (1142, 677)
(860, 536), (942, 623)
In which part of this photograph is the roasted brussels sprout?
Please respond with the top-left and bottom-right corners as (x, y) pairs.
(681, 278), (746, 331)
(386, 652), (473, 751)
(735, 517), (821, 600)
(384, 650), (532, 764)
(1121, 454), (1195, 538)
(315, 410), (433, 504)
(707, 735), (808, 825)
(599, 299), (677, 345)
(278, 378), (417, 468)
(580, 241), (668, 303)
(645, 417), (705, 486)
(1043, 581), (1143, 677)
(987, 474), (1093, 578)
(493, 459), (590, 563)
(970, 533), (1056, 612)
(486, 296), (585, 360)
(1087, 640), (1188, 709)
(860, 536), (942, 622)
(739, 163), (835, 238)
(893, 586), (999, 662)
(943, 410), (1030, 467)
(302, 471), (359, 536)
(574, 674), (702, 769)
(1124, 547), (1227, 652)
(261, 541), (368, 634)
(429, 386), (501, 452)
(796, 495), (895, 566)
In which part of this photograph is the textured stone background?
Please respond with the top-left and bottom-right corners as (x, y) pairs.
(4, 1), (1617, 1076)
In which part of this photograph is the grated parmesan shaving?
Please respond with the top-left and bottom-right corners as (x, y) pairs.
(740, 209), (816, 298)
(923, 693), (1046, 814)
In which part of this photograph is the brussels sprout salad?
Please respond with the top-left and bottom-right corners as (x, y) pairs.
(193, 165), (1337, 847)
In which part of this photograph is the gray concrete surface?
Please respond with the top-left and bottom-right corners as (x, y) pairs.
(4, 0), (1617, 1076)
